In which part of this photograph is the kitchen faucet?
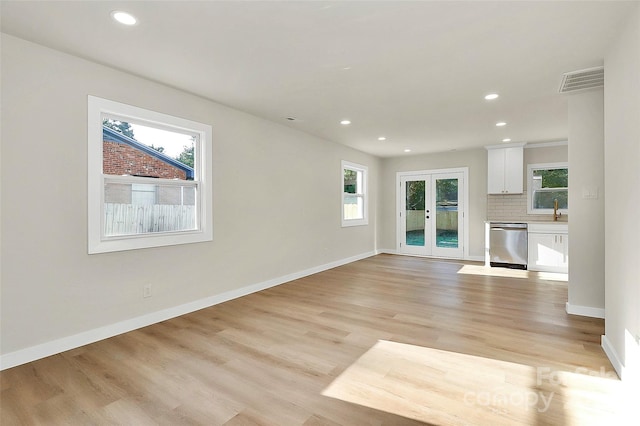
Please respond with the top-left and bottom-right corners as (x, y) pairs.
(553, 199), (561, 221)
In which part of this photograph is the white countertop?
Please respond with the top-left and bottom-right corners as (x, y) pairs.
(485, 221), (568, 232)
(485, 220), (568, 224)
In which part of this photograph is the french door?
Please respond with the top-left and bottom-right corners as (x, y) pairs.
(398, 170), (465, 259)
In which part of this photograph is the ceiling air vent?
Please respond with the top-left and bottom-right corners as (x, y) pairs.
(559, 66), (604, 93)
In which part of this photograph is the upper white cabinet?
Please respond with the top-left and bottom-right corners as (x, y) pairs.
(486, 143), (525, 194)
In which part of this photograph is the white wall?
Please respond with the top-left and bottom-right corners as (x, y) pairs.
(603, 4), (640, 381)
(567, 90), (605, 317)
(379, 149), (487, 259)
(524, 144), (568, 167)
(0, 35), (379, 362)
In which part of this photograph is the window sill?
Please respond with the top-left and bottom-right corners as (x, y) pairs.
(342, 220), (369, 228)
(527, 209), (569, 215)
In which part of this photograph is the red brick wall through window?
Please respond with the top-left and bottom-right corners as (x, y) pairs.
(103, 141), (187, 180)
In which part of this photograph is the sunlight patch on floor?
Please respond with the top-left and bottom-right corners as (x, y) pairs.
(457, 264), (568, 282)
(322, 340), (625, 425)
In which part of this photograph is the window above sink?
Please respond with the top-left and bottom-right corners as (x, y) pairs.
(527, 162), (568, 215)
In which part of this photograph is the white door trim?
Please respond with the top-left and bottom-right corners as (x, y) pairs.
(396, 167), (469, 260)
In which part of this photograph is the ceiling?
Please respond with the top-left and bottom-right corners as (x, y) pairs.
(1, 1), (635, 157)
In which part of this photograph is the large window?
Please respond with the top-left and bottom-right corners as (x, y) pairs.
(88, 96), (212, 253)
(527, 163), (568, 215)
(341, 161), (368, 227)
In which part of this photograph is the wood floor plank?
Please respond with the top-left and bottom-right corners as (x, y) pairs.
(1, 255), (623, 425)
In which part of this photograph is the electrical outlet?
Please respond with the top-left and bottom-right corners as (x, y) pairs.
(143, 284), (152, 298)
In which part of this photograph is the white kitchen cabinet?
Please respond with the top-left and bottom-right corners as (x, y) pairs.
(486, 144), (525, 194)
(528, 224), (568, 273)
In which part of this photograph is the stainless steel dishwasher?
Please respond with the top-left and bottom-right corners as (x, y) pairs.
(489, 222), (528, 269)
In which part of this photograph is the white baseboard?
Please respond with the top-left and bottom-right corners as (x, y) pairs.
(376, 248), (398, 255)
(376, 250), (483, 263)
(565, 302), (605, 319)
(602, 332), (640, 383)
(0, 251), (376, 371)
(601, 334), (624, 379)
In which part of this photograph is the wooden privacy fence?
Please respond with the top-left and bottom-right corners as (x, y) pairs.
(104, 203), (196, 236)
(406, 210), (458, 231)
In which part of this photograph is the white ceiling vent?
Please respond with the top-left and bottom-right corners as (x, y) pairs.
(559, 66), (604, 93)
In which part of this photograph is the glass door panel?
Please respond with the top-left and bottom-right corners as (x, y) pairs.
(406, 180), (425, 247)
(400, 176), (431, 256)
(431, 173), (463, 258)
(435, 178), (458, 248)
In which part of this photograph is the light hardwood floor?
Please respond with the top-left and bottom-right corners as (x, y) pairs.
(1, 255), (627, 425)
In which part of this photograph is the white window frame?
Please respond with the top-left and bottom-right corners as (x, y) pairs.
(527, 162), (569, 215)
(88, 96), (213, 253)
(341, 160), (368, 227)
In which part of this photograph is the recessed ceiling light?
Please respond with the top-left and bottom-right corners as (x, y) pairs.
(484, 93), (499, 100)
(111, 11), (137, 26)
(496, 122), (507, 127)
(404, 149), (411, 153)
(340, 120), (351, 125)
(502, 138), (512, 142)
(378, 136), (386, 141)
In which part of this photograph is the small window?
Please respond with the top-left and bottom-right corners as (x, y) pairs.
(88, 96), (212, 253)
(527, 163), (568, 215)
(341, 161), (368, 227)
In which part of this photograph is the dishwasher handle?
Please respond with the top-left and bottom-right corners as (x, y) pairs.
(490, 223), (528, 230)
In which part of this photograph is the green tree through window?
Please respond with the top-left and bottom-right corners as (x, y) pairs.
(531, 166), (568, 210)
(407, 181), (425, 210)
(103, 119), (135, 138)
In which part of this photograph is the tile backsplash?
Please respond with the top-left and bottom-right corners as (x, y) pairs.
(487, 191), (568, 222)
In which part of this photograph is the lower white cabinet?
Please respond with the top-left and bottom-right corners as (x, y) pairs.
(528, 224), (568, 273)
